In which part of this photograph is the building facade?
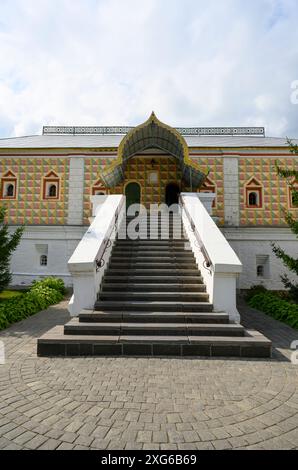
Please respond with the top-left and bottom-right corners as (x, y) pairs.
(0, 113), (297, 290)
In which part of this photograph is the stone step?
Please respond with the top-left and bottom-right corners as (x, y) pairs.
(117, 237), (187, 241)
(108, 262), (197, 269)
(64, 318), (245, 337)
(111, 252), (194, 258)
(98, 291), (209, 302)
(115, 241), (188, 246)
(37, 326), (272, 358)
(79, 310), (230, 324)
(102, 276), (204, 284)
(98, 292), (209, 302)
(94, 300), (213, 312)
(107, 269), (201, 276)
(101, 283), (206, 292)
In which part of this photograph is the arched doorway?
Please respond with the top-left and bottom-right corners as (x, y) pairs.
(165, 183), (180, 206)
(125, 182), (141, 210)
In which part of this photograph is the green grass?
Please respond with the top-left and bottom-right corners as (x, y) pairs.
(0, 290), (24, 303)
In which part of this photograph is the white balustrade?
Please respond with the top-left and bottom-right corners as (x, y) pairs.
(68, 195), (125, 316)
(180, 193), (242, 322)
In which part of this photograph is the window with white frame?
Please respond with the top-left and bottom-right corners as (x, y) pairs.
(36, 244), (48, 268)
(256, 255), (270, 278)
(40, 255), (48, 266)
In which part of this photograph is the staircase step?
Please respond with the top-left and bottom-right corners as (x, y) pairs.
(102, 276), (204, 284)
(38, 326), (272, 357)
(107, 269), (201, 276)
(64, 319), (245, 337)
(111, 253), (194, 258)
(115, 241), (188, 246)
(94, 301), (213, 312)
(79, 310), (230, 324)
(108, 262), (197, 269)
(98, 292), (209, 301)
(101, 283), (206, 292)
(37, 211), (273, 359)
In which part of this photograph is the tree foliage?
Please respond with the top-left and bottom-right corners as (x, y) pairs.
(272, 140), (298, 301)
(0, 206), (24, 292)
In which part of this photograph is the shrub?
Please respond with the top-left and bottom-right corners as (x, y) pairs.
(31, 277), (66, 295)
(248, 292), (298, 329)
(245, 284), (267, 301)
(0, 277), (65, 331)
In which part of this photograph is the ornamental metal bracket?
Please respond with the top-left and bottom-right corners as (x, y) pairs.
(95, 239), (112, 272)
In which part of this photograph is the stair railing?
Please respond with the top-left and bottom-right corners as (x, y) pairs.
(68, 195), (125, 316)
(180, 193), (242, 322)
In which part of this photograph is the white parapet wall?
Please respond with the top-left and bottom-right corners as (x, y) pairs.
(180, 193), (242, 322)
(68, 195), (125, 316)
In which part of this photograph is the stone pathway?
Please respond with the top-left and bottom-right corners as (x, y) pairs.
(0, 299), (297, 450)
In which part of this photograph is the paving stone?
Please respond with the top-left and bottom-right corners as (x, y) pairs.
(57, 442), (75, 450)
(137, 430), (152, 443)
(14, 430), (36, 445)
(25, 435), (48, 449)
(125, 442), (143, 450)
(212, 439), (233, 450)
(91, 438), (110, 449)
(182, 430), (200, 443)
(0, 298), (298, 451)
(74, 435), (94, 447)
(152, 431), (168, 443)
(143, 443), (160, 450)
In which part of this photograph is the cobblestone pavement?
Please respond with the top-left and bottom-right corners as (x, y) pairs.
(0, 299), (297, 450)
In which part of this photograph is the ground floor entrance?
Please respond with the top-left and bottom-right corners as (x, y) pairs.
(165, 183), (180, 206)
(125, 182), (141, 210)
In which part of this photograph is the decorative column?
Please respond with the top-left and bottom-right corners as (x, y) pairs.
(67, 157), (84, 226)
(223, 156), (240, 226)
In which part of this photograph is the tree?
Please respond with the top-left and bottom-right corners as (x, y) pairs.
(272, 140), (298, 301)
(0, 206), (24, 293)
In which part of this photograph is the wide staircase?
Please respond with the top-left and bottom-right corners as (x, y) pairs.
(38, 213), (271, 357)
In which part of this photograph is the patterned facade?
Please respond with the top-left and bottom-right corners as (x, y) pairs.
(0, 157), (69, 225)
(239, 156), (298, 226)
(0, 153), (297, 228)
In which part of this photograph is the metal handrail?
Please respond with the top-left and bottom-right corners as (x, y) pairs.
(179, 196), (213, 273)
(95, 198), (124, 272)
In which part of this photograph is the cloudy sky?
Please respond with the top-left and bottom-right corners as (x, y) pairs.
(0, 0), (297, 138)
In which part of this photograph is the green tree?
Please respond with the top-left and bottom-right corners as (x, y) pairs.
(0, 206), (24, 293)
(272, 140), (298, 301)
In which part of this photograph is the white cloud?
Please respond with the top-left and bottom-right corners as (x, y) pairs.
(0, 0), (297, 137)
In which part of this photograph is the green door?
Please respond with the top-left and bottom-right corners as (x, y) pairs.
(125, 182), (141, 211)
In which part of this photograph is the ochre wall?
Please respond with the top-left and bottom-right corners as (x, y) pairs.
(239, 157), (298, 226)
(0, 158), (69, 225)
(192, 156), (224, 225)
(1, 154), (297, 227)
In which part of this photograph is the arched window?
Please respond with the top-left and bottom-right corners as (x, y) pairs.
(245, 177), (263, 208)
(92, 178), (107, 196)
(43, 171), (60, 200)
(199, 176), (217, 208)
(48, 185), (57, 197)
(6, 184), (14, 197)
(248, 192), (258, 206)
(289, 183), (298, 208)
(40, 255), (48, 266)
(1, 171), (17, 200)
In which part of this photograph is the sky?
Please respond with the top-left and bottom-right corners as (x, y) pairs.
(0, 0), (297, 138)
